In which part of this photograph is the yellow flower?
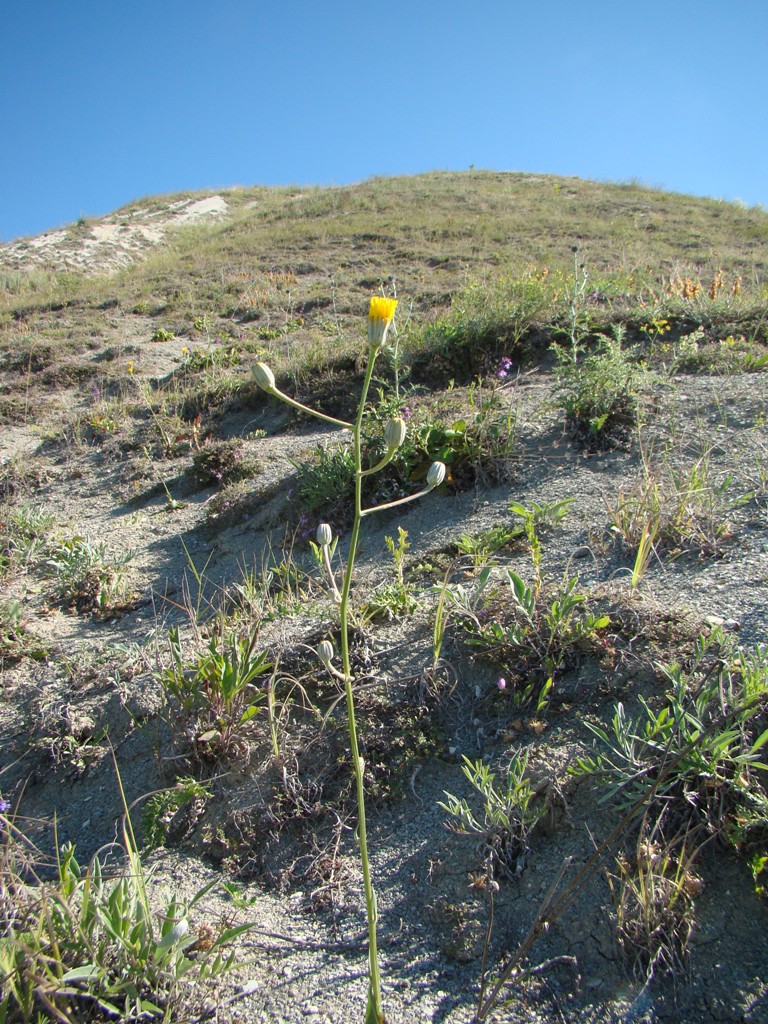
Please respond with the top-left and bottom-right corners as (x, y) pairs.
(128, 361), (134, 375)
(367, 296), (398, 348)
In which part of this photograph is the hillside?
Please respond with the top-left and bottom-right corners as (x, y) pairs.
(1, 172), (768, 1024)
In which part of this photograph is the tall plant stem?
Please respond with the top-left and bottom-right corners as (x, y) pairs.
(338, 349), (385, 1022)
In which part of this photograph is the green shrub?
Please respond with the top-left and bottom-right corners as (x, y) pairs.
(553, 328), (646, 446)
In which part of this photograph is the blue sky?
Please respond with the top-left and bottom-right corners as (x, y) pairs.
(2, 0), (767, 242)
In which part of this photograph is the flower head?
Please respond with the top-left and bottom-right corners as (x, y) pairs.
(252, 361), (276, 392)
(318, 640), (335, 667)
(367, 296), (398, 348)
(497, 677), (507, 691)
(496, 356), (514, 380)
(384, 417), (407, 450)
(316, 523), (333, 547)
(426, 461), (446, 489)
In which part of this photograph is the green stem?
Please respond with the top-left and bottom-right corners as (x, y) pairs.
(360, 447), (396, 477)
(322, 545), (342, 603)
(271, 388), (353, 430)
(339, 348), (385, 1022)
(360, 483), (435, 518)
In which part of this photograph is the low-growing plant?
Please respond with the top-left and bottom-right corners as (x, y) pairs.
(749, 851), (768, 898)
(406, 379), (518, 488)
(45, 535), (133, 616)
(571, 630), (768, 849)
(553, 327), (646, 446)
(0, 501), (55, 577)
(606, 451), (753, 561)
(34, 726), (107, 775)
(453, 499), (572, 571)
(360, 527), (419, 621)
(85, 394), (129, 439)
(135, 379), (204, 457)
(228, 544), (317, 623)
(183, 342), (240, 372)
(0, 598), (46, 666)
(508, 496), (574, 533)
(439, 751), (543, 879)
(0, 797), (248, 1022)
(293, 378), (516, 527)
(142, 777), (213, 850)
(414, 266), (557, 373)
(205, 478), (263, 527)
(608, 839), (698, 980)
(159, 624), (272, 761)
(457, 568), (609, 704)
(455, 523), (525, 569)
(191, 437), (262, 488)
(290, 442), (356, 524)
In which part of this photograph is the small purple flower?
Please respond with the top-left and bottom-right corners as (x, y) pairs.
(0, 797), (10, 830)
(495, 356), (514, 380)
(91, 384), (101, 402)
(401, 406), (413, 421)
(497, 677), (507, 691)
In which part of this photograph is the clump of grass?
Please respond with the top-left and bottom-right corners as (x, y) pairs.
(608, 839), (699, 980)
(410, 266), (557, 378)
(605, 450), (753, 563)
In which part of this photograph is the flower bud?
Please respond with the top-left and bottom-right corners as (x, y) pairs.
(252, 362), (276, 392)
(367, 296), (398, 348)
(316, 523), (333, 547)
(426, 461), (446, 488)
(384, 417), (407, 450)
(318, 640), (335, 667)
